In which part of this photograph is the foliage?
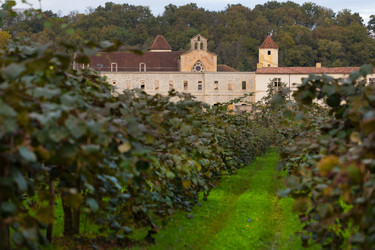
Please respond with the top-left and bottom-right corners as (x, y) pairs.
(150, 149), (304, 249)
(0, 11), (274, 250)
(0, 30), (11, 48)
(278, 64), (375, 248)
(1, 1), (375, 70)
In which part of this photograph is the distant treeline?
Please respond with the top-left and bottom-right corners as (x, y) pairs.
(3, 1), (375, 70)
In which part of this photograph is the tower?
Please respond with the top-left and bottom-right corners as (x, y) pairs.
(258, 36), (279, 68)
(190, 34), (207, 51)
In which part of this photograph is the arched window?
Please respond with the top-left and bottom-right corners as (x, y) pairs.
(140, 81), (145, 90)
(192, 61), (204, 72)
(139, 63), (146, 72)
(194, 42), (198, 50)
(154, 80), (159, 90)
(228, 83), (233, 90)
(200, 42), (203, 50)
(111, 63), (118, 72)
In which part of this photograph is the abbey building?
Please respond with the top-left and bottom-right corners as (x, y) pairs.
(74, 35), (375, 108)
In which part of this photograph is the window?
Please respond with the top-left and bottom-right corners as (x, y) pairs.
(154, 80), (159, 90)
(214, 81), (219, 90)
(112, 80), (116, 85)
(228, 83), (233, 90)
(273, 78), (281, 87)
(140, 81), (145, 90)
(268, 50), (271, 55)
(183, 81), (188, 90)
(194, 42), (198, 50)
(268, 64), (271, 67)
(200, 42), (203, 50)
(139, 63), (146, 72)
(198, 81), (202, 90)
(242, 81), (246, 90)
(198, 36), (200, 41)
(126, 80), (131, 89)
(169, 80), (174, 90)
(192, 61), (204, 72)
(111, 63), (118, 72)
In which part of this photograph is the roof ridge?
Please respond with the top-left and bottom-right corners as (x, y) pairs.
(259, 36), (279, 49)
(149, 35), (172, 51)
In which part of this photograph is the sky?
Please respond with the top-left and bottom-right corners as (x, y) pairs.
(8, 0), (375, 23)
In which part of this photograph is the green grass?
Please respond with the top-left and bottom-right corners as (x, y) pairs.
(133, 149), (310, 250)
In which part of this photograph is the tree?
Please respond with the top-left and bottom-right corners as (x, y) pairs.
(368, 15), (375, 37)
(0, 30), (11, 48)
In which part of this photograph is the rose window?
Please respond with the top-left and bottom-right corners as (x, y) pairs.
(192, 61), (204, 72)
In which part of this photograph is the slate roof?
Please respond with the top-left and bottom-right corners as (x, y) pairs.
(217, 64), (238, 72)
(88, 51), (184, 72)
(149, 35), (172, 51)
(256, 67), (361, 74)
(78, 35), (238, 72)
(259, 36), (279, 49)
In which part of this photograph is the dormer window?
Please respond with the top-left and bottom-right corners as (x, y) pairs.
(111, 63), (118, 72)
(139, 63), (146, 72)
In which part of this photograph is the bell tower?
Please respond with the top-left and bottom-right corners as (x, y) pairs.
(258, 36), (279, 68)
(190, 34), (207, 51)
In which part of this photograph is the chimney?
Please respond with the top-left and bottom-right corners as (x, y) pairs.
(316, 62), (322, 68)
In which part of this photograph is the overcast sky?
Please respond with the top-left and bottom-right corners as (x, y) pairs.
(8, 0), (375, 23)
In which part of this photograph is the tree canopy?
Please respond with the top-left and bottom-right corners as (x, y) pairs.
(2, 1), (375, 70)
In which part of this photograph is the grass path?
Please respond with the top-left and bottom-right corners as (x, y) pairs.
(143, 149), (305, 250)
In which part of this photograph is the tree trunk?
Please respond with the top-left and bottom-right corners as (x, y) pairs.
(46, 179), (55, 242)
(62, 195), (73, 237)
(72, 179), (81, 235)
(62, 178), (81, 237)
(72, 208), (80, 235)
(0, 161), (10, 250)
(0, 221), (10, 250)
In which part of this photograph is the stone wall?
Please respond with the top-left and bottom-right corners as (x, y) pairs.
(102, 72), (256, 105)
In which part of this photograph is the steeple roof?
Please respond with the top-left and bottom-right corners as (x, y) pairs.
(259, 36), (279, 49)
(149, 35), (172, 51)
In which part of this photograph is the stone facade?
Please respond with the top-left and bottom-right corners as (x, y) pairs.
(104, 71), (255, 107)
(76, 35), (375, 106)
